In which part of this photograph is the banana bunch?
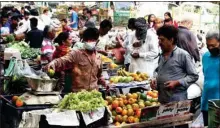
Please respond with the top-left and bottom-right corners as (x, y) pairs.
(117, 68), (130, 76)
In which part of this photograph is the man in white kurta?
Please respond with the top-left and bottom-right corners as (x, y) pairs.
(129, 18), (162, 78)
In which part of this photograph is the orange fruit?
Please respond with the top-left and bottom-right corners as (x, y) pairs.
(106, 96), (113, 104)
(128, 116), (134, 123)
(126, 104), (132, 109)
(16, 99), (24, 107)
(121, 109), (128, 116)
(147, 91), (155, 97)
(118, 98), (123, 101)
(123, 99), (128, 105)
(132, 103), (139, 111)
(135, 109), (141, 118)
(115, 122), (120, 126)
(151, 93), (158, 98)
(152, 90), (158, 93)
(134, 117), (139, 123)
(112, 110), (117, 116)
(120, 95), (127, 100)
(112, 100), (119, 109)
(12, 96), (19, 103)
(122, 115), (128, 122)
(115, 115), (123, 123)
(133, 99), (137, 103)
(127, 93), (133, 99)
(127, 108), (134, 116)
(132, 93), (138, 99)
(116, 107), (123, 114)
(119, 100), (124, 107)
(128, 98), (135, 104)
(138, 102), (145, 109)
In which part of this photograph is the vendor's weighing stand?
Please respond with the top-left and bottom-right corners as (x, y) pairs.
(0, 94), (56, 128)
(0, 57), (62, 128)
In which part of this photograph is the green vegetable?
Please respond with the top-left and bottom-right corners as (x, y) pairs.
(6, 34), (15, 42)
(57, 90), (106, 112)
(8, 41), (41, 59)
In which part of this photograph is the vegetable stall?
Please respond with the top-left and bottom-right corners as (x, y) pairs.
(0, 34), (203, 128)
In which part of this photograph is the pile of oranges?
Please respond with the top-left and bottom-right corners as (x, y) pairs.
(11, 96), (24, 107)
(106, 93), (147, 126)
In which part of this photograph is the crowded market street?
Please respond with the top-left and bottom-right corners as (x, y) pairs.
(0, 1), (219, 128)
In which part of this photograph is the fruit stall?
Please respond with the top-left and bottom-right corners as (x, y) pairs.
(101, 55), (150, 95)
(0, 35), (202, 128)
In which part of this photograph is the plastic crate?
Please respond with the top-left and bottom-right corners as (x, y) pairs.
(208, 99), (220, 128)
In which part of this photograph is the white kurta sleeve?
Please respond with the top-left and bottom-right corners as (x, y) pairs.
(14, 21), (29, 35)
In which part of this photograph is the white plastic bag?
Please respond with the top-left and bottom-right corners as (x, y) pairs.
(14, 59), (36, 77)
(187, 83), (202, 99)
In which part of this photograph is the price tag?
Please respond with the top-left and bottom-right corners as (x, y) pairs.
(175, 100), (192, 116)
(81, 107), (105, 126)
(156, 102), (177, 119)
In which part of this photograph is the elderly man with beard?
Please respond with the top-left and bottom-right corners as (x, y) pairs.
(129, 17), (159, 77)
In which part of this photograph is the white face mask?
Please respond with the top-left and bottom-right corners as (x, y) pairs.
(84, 41), (97, 51)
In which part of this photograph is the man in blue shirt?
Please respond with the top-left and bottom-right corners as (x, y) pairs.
(68, 7), (78, 30)
(1, 14), (11, 33)
(201, 30), (220, 126)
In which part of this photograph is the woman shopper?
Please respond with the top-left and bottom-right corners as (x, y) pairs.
(52, 32), (73, 92)
(147, 14), (156, 28)
(164, 12), (178, 28)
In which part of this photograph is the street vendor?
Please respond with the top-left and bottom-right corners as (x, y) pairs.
(45, 27), (106, 92)
(150, 25), (198, 104)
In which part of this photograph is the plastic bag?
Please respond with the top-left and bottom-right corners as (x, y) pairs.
(187, 83), (202, 99)
(4, 58), (36, 94)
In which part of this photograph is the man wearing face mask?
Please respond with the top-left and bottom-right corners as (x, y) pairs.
(201, 30), (220, 126)
(45, 28), (106, 92)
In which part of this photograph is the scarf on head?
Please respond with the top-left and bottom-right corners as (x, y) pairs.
(135, 18), (148, 43)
